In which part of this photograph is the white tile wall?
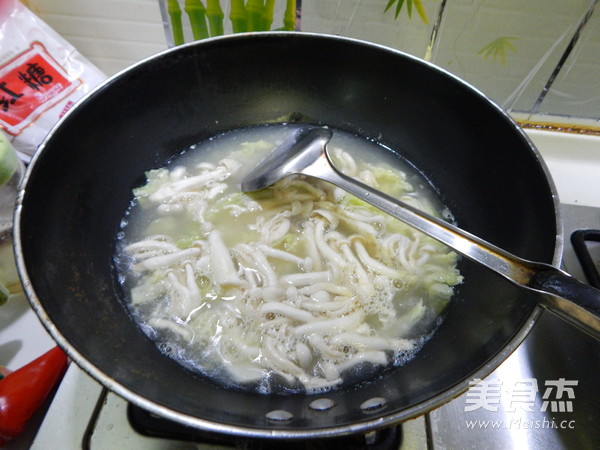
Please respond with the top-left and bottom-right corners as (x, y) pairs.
(20, 0), (600, 123)
(539, 8), (600, 119)
(431, 0), (600, 119)
(24, 0), (168, 76)
(301, 0), (600, 121)
(300, 0), (435, 57)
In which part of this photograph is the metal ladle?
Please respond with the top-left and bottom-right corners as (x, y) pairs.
(241, 126), (600, 338)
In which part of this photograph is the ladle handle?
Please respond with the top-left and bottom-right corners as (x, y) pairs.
(529, 267), (600, 337)
(304, 151), (600, 338)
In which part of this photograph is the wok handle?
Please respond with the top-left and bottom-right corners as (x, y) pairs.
(302, 149), (600, 339)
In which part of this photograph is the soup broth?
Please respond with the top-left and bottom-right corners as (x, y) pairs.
(115, 124), (462, 394)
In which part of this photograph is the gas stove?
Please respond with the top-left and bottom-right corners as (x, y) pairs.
(2, 129), (599, 449)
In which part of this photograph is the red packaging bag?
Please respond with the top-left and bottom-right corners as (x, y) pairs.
(0, 0), (106, 160)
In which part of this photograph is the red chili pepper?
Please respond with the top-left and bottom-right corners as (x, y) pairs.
(0, 346), (69, 446)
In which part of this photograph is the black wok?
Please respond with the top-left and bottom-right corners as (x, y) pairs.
(15, 33), (562, 438)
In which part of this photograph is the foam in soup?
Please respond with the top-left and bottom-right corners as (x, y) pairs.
(114, 124), (462, 394)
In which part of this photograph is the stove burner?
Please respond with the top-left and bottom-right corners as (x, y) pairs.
(127, 403), (403, 449)
(571, 229), (600, 288)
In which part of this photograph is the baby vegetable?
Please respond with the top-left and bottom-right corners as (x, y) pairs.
(118, 127), (463, 393)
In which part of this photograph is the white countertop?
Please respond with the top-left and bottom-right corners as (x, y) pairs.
(526, 129), (600, 208)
